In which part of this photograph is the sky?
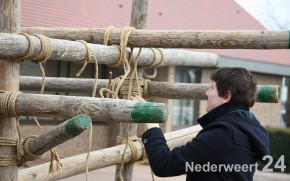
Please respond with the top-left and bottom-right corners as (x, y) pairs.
(235, 0), (290, 29)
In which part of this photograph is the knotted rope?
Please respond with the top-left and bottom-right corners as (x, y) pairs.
(18, 34), (63, 172)
(142, 48), (167, 79)
(100, 26), (162, 181)
(75, 40), (99, 97)
(116, 135), (146, 164)
(73, 40), (97, 180)
(99, 27), (136, 99)
(0, 91), (42, 166)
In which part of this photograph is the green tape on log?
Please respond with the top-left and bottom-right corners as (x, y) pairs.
(65, 114), (92, 136)
(131, 102), (168, 123)
(257, 86), (280, 103)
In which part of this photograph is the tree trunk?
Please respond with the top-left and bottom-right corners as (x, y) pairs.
(0, 33), (219, 67)
(19, 76), (280, 103)
(21, 28), (290, 49)
(0, 93), (168, 123)
(0, 0), (20, 180)
(114, 1), (149, 181)
(28, 114), (91, 156)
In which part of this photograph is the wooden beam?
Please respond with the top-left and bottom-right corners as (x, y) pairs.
(114, 1), (149, 181)
(0, 33), (219, 67)
(18, 125), (202, 181)
(0, 0), (20, 180)
(0, 93), (168, 123)
(21, 28), (290, 49)
(19, 76), (280, 103)
(27, 114), (91, 156)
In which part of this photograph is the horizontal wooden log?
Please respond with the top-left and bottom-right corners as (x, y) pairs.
(28, 114), (91, 156)
(19, 76), (280, 103)
(0, 93), (167, 123)
(0, 33), (219, 67)
(21, 27), (290, 49)
(18, 125), (203, 181)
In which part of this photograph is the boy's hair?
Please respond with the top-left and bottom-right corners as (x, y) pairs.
(210, 67), (257, 107)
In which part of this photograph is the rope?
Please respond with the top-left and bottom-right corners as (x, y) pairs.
(18, 135), (42, 166)
(19, 34), (63, 172)
(116, 135), (142, 164)
(99, 27), (135, 99)
(75, 40), (91, 77)
(49, 148), (63, 173)
(142, 48), (167, 79)
(142, 48), (158, 79)
(31, 34), (53, 64)
(20, 33), (35, 61)
(75, 40), (99, 97)
(110, 27), (135, 67)
(100, 26), (156, 181)
(73, 41), (97, 180)
(0, 137), (18, 146)
(143, 80), (149, 98)
(103, 26), (114, 45)
(0, 155), (17, 166)
(0, 91), (19, 117)
(5, 33), (34, 63)
(85, 122), (93, 181)
(120, 77), (144, 98)
(0, 110), (43, 167)
(31, 34), (53, 95)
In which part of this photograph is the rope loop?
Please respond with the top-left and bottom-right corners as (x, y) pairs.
(75, 40), (92, 77)
(0, 91), (20, 117)
(103, 26), (115, 45)
(31, 34), (53, 64)
(116, 136), (145, 164)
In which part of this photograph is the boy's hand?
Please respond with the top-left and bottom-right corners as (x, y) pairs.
(131, 95), (160, 129)
(131, 95), (146, 102)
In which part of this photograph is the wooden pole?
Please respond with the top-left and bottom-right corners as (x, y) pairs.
(19, 76), (281, 103)
(18, 125), (202, 181)
(0, 33), (219, 67)
(0, 93), (168, 123)
(114, 1), (149, 180)
(21, 28), (290, 49)
(0, 0), (20, 180)
(27, 114), (91, 156)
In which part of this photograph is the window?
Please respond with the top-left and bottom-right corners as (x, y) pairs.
(172, 67), (201, 130)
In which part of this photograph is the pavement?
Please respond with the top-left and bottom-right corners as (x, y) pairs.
(59, 162), (290, 181)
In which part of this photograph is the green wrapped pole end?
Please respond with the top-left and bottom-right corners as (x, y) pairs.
(131, 102), (168, 123)
(257, 85), (280, 103)
(65, 114), (92, 136)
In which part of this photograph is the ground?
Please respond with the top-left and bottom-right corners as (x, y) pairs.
(58, 162), (290, 181)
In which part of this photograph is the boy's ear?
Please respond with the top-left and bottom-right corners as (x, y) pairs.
(224, 91), (232, 102)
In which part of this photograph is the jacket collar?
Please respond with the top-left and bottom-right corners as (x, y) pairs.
(197, 101), (249, 128)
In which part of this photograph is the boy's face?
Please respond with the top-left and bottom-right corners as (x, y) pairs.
(205, 82), (228, 112)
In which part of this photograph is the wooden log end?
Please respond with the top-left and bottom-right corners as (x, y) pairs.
(64, 114), (92, 136)
(257, 85), (280, 103)
(131, 102), (168, 123)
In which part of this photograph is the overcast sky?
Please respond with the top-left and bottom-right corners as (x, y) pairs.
(235, 0), (290, 29)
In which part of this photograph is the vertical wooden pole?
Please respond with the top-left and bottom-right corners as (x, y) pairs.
(0, 0), (21, 180)
(285, 78), (290, 127)
(115, 0), (149, 180)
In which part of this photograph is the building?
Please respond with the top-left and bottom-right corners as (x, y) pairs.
(20, 0), (290, 158)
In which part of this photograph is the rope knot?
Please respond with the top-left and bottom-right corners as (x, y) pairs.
(116, 136), (145, 163)
(0, 91), (20, 117)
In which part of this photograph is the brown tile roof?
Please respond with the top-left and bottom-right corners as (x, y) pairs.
(21, 0), (290, 67)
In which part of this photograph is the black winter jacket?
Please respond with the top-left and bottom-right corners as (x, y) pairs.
(142, 101), (270, 181)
